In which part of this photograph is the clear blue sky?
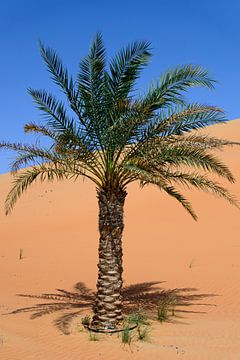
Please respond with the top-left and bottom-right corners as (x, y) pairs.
(0, 0), (239, 173)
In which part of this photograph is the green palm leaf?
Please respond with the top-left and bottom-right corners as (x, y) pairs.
(39, 41), (74, 100)
(5, 165), (67, 215)
(171, 133), (240, 150)
(28, 89), (76, 133)
(139, 65), (216, 113)
(107, 40), (151, 103)
(160, 185), (197, 220)
(161, 170), (239, 207)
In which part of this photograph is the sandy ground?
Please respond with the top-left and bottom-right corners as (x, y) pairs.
(0, 119), (240, 360)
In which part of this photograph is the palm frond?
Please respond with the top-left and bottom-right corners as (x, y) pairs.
(139, 65), (215, 113)
(124, 137), (235, 183)
(5, 160), (103, 215)
(77, 33), (107, 145)
(158, 146), (234, 182)
(136, 104), (225, 143)
(160, 64), (215, 90)
(161, 171), (239, 208)
(161, 185), (197, 220)
(24, 122), (57, 139)
(123, 162), (238, 218)
(121, 163), (197, 219)
(157, 104), (226, 136)
(112, 103), (225, 154)
(39, 41), (87, 125)
(28, 89), (76, 132)
(27, 89), (98, 151)
(0, 140), (103, 182)
(5, 165), (67, 215)
(122, 104), (227, 164)
(170, 133), (240, 150)
(10, 149), (58, 173)
(39, 41), (74, 100)
(0, 141), (56, 161)
(106, 40), (151, 104)
(77, 32), (106, 101)
(0, 141), (68, 173)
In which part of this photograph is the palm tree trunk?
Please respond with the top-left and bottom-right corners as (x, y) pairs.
(91, 187), (127, 329)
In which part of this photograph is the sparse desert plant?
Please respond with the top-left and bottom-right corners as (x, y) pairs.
(126, 311), (149, 326)
(81, 315), (91, 326)
(89, 331), (99, 341)
(121, 325), (133, 345)
(169, 295), (177, 316)
(157, 294), (177, 322)
(189, 259), (194, 269)
(125, 311), (151, 342)
(157, 301), (169, 322)
(19, 248), (23, 260)
(137, 325), (150, 342)
(1, 33), (239, 331)
(165, 293), (177, 316)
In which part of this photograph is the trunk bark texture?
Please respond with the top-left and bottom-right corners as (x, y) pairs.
(92, 187), (127, 329)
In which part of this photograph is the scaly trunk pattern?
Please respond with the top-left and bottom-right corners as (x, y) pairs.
(92, 187), (127, 329)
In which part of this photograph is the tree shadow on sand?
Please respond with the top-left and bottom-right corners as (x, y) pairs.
(8, 281), (217, 335)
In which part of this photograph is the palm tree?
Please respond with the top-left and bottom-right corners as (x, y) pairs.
(1, 33), (239, 331)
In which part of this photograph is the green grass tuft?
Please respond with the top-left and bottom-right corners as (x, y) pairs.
(89, 331), (99, 341)
(157, 295), (177, 322)
(137, 325), (150, 341)
(126, 311), (149, 326)
(81, 315), (91, 326)
(121, 326), (133, 345)
(122, 311), (151, 344)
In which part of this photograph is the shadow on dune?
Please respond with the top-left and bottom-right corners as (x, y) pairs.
(9, 281), (217, 335)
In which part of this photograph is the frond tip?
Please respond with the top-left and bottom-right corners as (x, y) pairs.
(162, 185), (198, 220)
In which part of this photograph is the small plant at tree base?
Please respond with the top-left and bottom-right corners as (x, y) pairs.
(137, 325), (150, 342)
(89, 331), (99, 341)
(170, 296), (177, 316)
(157, 301), (169, 322)
(121, 325), (133, 345)
(157, 295), (177, 322)
(81, 315), (91, 326)
(127, 311), (149, 326)
(168, 294), (177, 316)
(124, 312), (151, 343)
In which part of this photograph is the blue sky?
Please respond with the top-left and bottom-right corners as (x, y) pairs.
(0, 0), (239, 173)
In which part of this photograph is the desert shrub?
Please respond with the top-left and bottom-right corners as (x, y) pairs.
(81, 315), (91, 326)
(157, 294), (177, 322)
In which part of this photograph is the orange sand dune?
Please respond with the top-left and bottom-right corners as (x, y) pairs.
(1, 119), (240, 359)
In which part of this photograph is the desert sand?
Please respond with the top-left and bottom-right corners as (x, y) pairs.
(1, 119), (240, 359)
